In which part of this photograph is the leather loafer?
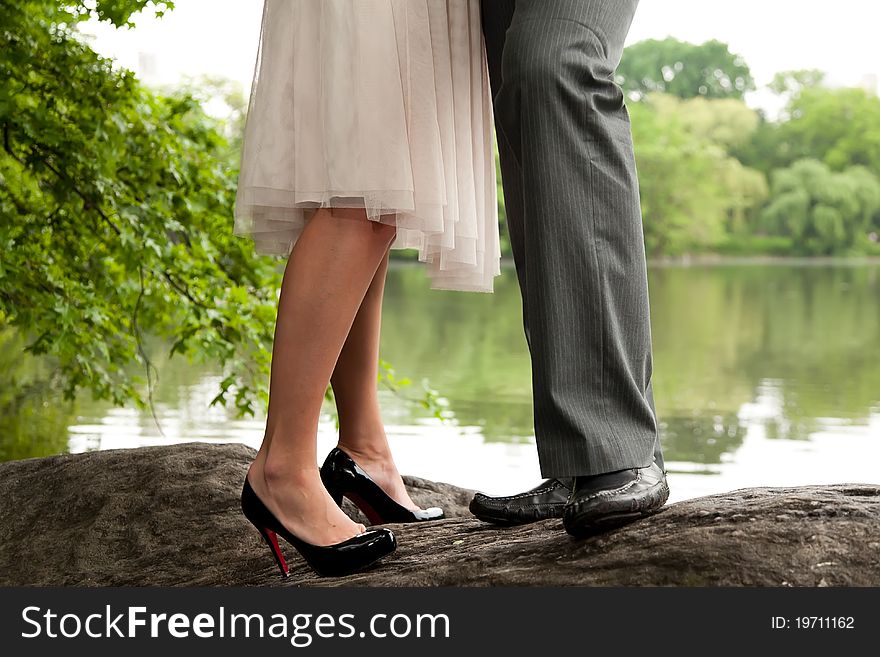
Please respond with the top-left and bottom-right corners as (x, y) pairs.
(563, 461), (669, 538)
(469, 478), (572, 526)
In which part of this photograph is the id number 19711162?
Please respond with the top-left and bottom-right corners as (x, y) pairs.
(771, 616), (855, 629)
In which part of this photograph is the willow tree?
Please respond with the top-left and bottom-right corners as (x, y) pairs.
(761, 159), (880, 255)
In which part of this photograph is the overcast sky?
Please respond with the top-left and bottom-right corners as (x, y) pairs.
(80, 0), (879, 113)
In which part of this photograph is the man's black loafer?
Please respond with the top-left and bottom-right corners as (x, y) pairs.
(469, 478), (572, 526)
(563, 461), (669, 538)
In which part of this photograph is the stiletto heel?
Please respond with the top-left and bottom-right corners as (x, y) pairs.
(320, 447), (445, 524)
(256, 527), (290, 577)
(241, 477), (396, 578)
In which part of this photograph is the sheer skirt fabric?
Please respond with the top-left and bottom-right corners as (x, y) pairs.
(233, 0), (501, 292)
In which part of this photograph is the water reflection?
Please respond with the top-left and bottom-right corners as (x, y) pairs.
(0, 327), (73, 461)
(2, 262), (878, 501)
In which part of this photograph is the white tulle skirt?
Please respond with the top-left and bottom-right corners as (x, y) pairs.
(233, 0), (501, 292)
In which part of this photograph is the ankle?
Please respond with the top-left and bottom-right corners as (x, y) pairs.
(260, 456), (319, 489)
(337, 425), (390, 457)
(337, 440), (393, 464)
(337, 419), (387, 451)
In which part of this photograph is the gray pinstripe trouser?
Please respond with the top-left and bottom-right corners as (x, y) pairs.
(480, 0), (665, 477)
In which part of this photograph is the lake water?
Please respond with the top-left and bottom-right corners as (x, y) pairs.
(3, 261), (879, 503)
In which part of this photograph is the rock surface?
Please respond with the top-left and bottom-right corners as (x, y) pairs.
(0, 443), (878, 586)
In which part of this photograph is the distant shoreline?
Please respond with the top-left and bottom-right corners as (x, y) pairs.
(646, 254), (880, 267)
(387, 254), (880, 270)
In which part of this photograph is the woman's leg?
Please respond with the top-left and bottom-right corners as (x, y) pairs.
(247, 207), (397, 546)
(330, 249), (420, 511)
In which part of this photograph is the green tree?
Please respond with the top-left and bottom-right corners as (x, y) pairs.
(1, 0), (279, 416)
(767, 69), (826, 110)
(761, 159), (880, 254)
(653, 94), (759, 148)
(167, 74), (249, 162)
(781, 87), (880, 173)
(630, 93), (767, 254)
(618, 38), (755, 101)
(736, 73), (880, 177)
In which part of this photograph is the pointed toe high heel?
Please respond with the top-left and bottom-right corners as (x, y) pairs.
(240, 477), (397, 578)
(320, 447), (445, 525)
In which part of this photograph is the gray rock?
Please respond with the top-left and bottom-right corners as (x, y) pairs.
(0, 443), (877, 586)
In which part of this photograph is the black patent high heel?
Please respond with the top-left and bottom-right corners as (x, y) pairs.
(320, 447), (445, 524)
(240, 477), (396, 578)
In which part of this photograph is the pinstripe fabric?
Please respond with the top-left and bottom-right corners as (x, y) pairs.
(481, 0), (665, 477)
